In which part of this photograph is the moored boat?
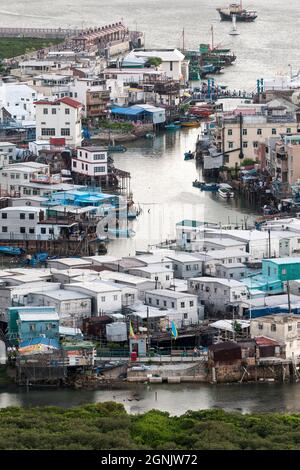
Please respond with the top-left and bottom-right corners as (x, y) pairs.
(217, 2), (257, 22)
(180, 120), (200, 128)
(184, 151), (194, 160)
(165, 123), (181, 130)
(107, 144), (127, 153)
(218, 184), (235, 198)
(200, 183), (219, 192)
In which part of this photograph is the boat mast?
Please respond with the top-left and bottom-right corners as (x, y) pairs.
(211, 25), (214, 50)
(182, 28), (185, 52)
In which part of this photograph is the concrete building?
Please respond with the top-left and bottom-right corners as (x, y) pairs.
(188, 277), (249, 317)
(250, 314), (300, 362)
(7, 306), (60, 345)
(165, 253), (203, 279)
(129, 264), (174, 288)
(35, 96), (82, 147)
(0, 82), (38, 124)
(94, 270), (156, 300)
(126, 49), (188, 83)
(0, 162), (50, 194)
(213, 104), (298, 167)
(72, 146), (108, 178)
(27, 289), (92, 326)
(215, 263), (247, 281)
(65, 281), (122, 315)
(144, 289), (200, 325)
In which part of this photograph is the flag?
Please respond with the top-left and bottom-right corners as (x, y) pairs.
(171, 321), (178, 340)
(129, 321), (136, 339)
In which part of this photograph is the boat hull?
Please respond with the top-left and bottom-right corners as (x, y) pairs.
(217, 10), (257, 22)
(181, 122), (200, 128)
(218, 189), (235, 198)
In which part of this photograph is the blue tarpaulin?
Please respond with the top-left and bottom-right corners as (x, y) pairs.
(111, 107), (144, 116)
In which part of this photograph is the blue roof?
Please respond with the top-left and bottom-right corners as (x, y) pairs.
(111, 107), (144, 116)
(264, 258), (300, 265)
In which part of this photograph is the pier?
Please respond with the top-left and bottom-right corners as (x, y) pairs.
(0, 27), (80, 39)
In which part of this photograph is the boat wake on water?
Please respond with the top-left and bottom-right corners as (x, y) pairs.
(0, 9), (58, 19)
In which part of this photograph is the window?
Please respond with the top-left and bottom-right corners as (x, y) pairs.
(271, 324), (276, 332)
(43, 108), (48, 114)
(171, 302), (175, 308)
(228, 129), (232, 136)
(228, 141), (234, 149)
(93, 153), (106, 160)
(52, 108), (56, 114)
(190, 301), (194, 307)
(243, 129), (247, 135)
(41, 228), (46, 234)
(29, 228), (35, 234)
(101, 296), (105, 302)
(29, 213), (34, 220)
(288, 325), (293, 331)
(148, 298), (152, 304)
(163, 301), (167, 307)
(257, 128), (262, 135)
(166, 275), (170, 281)
(243, 141), (248, 148)
(113, 295), (118, 301)
(282, 268), (287, 275)
(287, 128), (291, 134)
(253, 141), (258, 148)
(49, 228), (54, 235)
(2, 227), (7, 232)
(183, 313), (188, 319)
(61, 128), (70, 136)
(258, 323), (263, 330)
(94, 166), (106, 173)
(41, 128), (55, 136)
(29, 324), (36, 332)
(20, 213), (25, 220)
(1, 213), (7, 219)
(20, 227), (25, 234)
(180, 302), (185, 308)
(272, 128), (276, 135)
(73, 161), (77, 168)
(170, 61), (173, 71)
(65, 108), (70, 114)
(156, 299), (159, 306)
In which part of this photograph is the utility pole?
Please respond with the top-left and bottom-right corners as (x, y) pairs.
(239, 112), (244, 160)
(146, 306), (150, 355)
(287, 280), (291, 314)
(268, 229), (271, 258)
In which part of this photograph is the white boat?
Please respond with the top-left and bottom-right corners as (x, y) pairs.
(229, 14), (240, 36)
(218, 184), (235, 198)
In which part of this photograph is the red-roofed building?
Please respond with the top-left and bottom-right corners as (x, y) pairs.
(35, 97), (82, 147)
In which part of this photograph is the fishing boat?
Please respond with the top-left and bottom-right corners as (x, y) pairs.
(229, 14), (240, 35)
(217, 2), (257, 22)
(106, 228), (136, 238)
(0, 246), (25, 256)
(180, 119), (200, 128)
(165, 123), (181, 130)
(193, 180), (206, 188)
(107, 144), (127, 153)
(184, 151), (194, 160)
(200, 183), (219, 192)
(218, 183), (235, 198)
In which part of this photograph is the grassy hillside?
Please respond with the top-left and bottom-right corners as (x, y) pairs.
(1, 403), (300, 450)
(0, 37), (63, 59)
